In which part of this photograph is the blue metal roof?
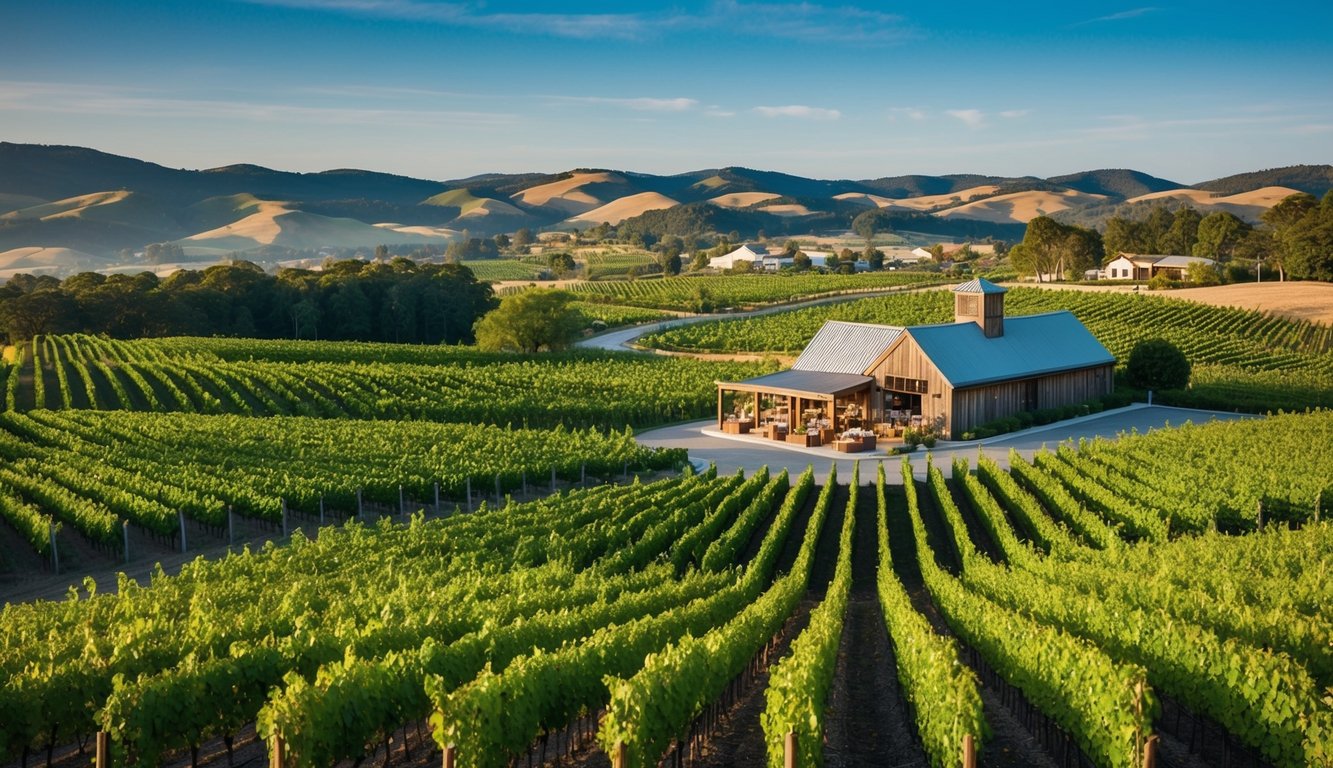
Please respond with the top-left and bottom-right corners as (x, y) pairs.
(954, 276), (1002, 293)
(952, 277), (1008, 294)
(791, 320), (904, 374)
(906, 311), (1115, 388)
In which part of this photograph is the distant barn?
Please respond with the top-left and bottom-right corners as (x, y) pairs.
(716, 278), (1115, 438)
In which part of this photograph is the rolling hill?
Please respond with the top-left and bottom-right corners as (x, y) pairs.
(1194, 165), (1333, 197)
(0, 142), (1326, 275)
(1125, 186), (1304, 223)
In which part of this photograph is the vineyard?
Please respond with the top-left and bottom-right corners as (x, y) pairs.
(0, 412), (1329, 768)
(529, 272), (947, 310)
(0, 335), (775, 426)
(641, 287), (1333, 410)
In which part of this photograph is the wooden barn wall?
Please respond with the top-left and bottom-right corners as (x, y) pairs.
(951, 365), (1114, 435)
(867, 337), (953, 432)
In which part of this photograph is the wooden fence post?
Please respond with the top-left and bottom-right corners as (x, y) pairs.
(612, 741), (627, 768)
(122, 520), (130, 564)
(48, 521), (59, 574)
(442, 743), (457, 768)
(357, 488), (363, 519)
(784, 730), (797, 768)
(178, 510), (188, 553)
(495, 475), (501, 506)
(434, 481), (440, 515)
(466, 477), (473, 512)
(228, 506), (234, 547)
(581, 462), (586, 487)
(1142, 734), (1158, 768)
(399, 484), (405, 515)
(95, 731), (109, 768)
(281, 499), (288, 538)
(551, 467), (557, 492)
(319, 496), (325, 526)
(962, 733), (976, 768)
(522, 471), (527, 497)
(269, 735), (285, 768)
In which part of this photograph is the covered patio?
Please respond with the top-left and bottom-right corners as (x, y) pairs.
(716, 370), (880, 453)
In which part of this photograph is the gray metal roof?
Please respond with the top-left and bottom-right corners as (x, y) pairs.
(718, 369), (873, 397)
(1152, 255), (1215, 268)
(906, 311), (1115, 388)
(953, 277), (1007, 294)
(791, 320), (904, 374)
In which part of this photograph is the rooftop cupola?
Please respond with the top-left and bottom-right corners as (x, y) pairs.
(953, 277), (1007, 338)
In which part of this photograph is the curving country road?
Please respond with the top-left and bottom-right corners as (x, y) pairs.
(575, 284), (949, 352)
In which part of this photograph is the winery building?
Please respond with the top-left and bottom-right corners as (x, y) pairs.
(716, 279), (1115, 439)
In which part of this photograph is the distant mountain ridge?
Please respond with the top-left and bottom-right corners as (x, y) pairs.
(0, 142), (1327, 268)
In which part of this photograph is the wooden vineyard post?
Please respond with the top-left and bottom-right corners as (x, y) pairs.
(581, 462), (586, 488)
(227, 506), (234, 547)
(1257, 500), (1264, 531)
(612, 741), (627, 768)
(268, 735), (285, 768)
(178, 510), (188, 553)
(319, 495), (325, 526)
(434, 481), (440, 515)
(1142, 734), (1158, 768)
(49, 521), (59, 574)
(622, 460), (628, 482)
(399, 484), (405, 515)
(784, 731), (797, 768)
(357, 488), (364, 520)
(962, 733), (976, 768)
(1316, 490), (1322, 524)
(281, 499), (288, 538)
(466, 477), (473, 512)
(122, 520), (130, 563)
(442, 743), (457, 768)
(495, 475), (501, 507)
(95, 731), (110, 768)
(551, 467), (557, 493)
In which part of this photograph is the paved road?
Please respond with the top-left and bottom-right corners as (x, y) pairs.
(640, 405), (1255, 483)
(576, 284), (949, 352)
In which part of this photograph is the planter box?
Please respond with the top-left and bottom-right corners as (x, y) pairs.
(786, 432), (821, 447)
(722, 420), (753, 435)
(833, 439), (867, 453)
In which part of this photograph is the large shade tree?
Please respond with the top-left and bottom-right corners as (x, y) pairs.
(473, 288), (584, 354)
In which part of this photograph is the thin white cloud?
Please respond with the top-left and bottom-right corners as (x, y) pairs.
(946, 109), (985, 127)
(889, 106), (927, 121)
(999, 109), (1030, 119)
(240, 0), (647, 39)
(754, 105), (842, 120)
(1072, 7), (1158, 26)
(236, 0), (913, 43)
(0, 80), (515, 126)
(1083, 113), (1298, 140)
(547, 96), (700, 112)
(695, 1), (912, 44)
(705, 107), (738, 118)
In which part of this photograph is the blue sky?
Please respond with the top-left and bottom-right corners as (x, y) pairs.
(1, 1), (1330, 183)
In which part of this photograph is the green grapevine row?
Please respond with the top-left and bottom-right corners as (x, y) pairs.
(760, 462), (857, 767)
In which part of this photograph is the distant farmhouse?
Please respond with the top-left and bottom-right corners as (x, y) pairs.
(1100, 254), (1218, 281)
(709, 244), (835, 271)
(716, 279), (1114, 440)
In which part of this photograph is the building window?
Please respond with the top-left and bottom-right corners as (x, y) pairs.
(958, 295), (978, 315)
(885, 375), (928, 394)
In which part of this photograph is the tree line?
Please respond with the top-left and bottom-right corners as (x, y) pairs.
(0, 258), (496, 344)
(1009, 191), (1333, 282)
